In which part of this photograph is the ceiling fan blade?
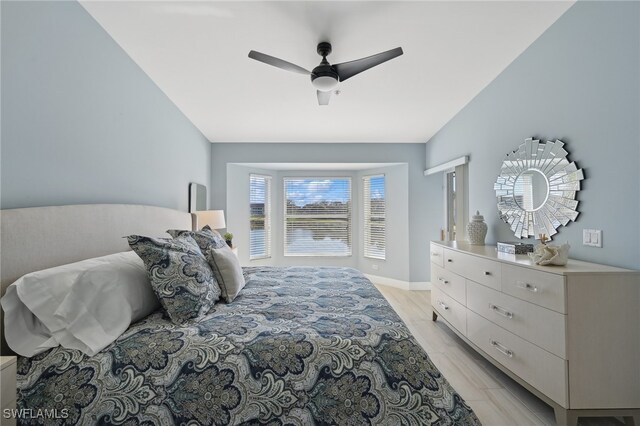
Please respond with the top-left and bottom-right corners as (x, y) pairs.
(333, 47), (403, 82)
(317, 90), (331, 106)
(248, 50), (310, 75)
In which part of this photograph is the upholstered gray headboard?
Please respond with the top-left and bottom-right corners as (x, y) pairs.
(0, 204), (196, 355)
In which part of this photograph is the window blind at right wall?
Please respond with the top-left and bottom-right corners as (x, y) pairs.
(363, 174), (386, 260)
(249, 174), (271, 260)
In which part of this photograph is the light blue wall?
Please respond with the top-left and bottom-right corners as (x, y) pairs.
(211, 144), (429, 281)
(1, 1), (211, 212)
(426, 1), (639, 270)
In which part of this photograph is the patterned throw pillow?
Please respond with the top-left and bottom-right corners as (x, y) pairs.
(207, 245), (246, 303)
(127, 235), (220, 324)
(167, 225), (227, 253)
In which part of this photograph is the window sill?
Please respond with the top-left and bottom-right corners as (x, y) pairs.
(364, 256), (386, 261)
(250, 256), (271, 261)
(283, 254), (353, 258)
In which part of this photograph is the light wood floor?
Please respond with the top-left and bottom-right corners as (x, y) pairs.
(376, 285), (624, 426)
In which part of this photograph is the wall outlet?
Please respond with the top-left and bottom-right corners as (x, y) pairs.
(583, 229), (602, 247)
(372, 264), (379, 270)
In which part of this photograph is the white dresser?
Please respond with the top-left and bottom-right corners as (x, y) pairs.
(430, 241), (640, 426)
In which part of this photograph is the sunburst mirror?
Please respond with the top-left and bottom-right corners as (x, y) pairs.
(494, 138), (584, 240)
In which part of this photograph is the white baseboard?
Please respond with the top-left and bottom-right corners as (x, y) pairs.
(409, 281), (431, 291)
(365, 274), (432, 291)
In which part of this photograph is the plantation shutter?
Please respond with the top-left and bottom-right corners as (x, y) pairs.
(363, 174), (386, 260)
(249, 174), (271, 259)
(283, 177), (352, 256)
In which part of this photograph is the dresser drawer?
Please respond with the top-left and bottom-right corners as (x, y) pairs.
(431, 263), (466, 305)
(466, 280), (566, 359)
(432, 286), (467, 336)
(444, 248), (501, 290)
(430, 243), (444, 268)
(467, 310), (567, 406)
(502, 265), (566, 313)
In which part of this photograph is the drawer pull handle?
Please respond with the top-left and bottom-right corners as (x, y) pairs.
(431, 252), (440, 257)
(489, 303), (514, 319)
(437, 300), (450, 311)
(484, 271), (492, 276)
(490, 339), (514, 358)
(517, 281), (539, 293)
(447, 259), (453, 263)
(438, 277), (450, 284)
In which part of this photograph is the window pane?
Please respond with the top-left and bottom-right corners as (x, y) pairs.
(363, 175), (385, 259)
(446, 171), (456, 241)
(284, 178), (352, 256)
(250, 174), (271, 259)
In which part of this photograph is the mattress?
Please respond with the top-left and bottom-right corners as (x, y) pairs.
(16, 266), (480, 425)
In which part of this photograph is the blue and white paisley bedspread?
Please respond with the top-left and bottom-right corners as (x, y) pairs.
(16, 266), (480, 425)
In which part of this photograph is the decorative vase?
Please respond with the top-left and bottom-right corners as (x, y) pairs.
(226, 240), (232, 248)
(467, 211), (488, 245)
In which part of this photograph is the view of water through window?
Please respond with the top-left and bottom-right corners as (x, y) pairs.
(284, 178), (352, 256)
(249, 177), (354, 257)
(250, 228), (350, 257)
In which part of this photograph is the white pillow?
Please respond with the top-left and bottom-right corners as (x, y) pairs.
(1, 251), (158, 357)
(2, 255), (116, 356)
(54, 252), (159, 355)
(207, 245), (246, 303)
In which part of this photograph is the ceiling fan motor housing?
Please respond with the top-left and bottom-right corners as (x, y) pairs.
(311, 42), (339, 91)
(311, 66), (339, 91)
(317, 42), (332, 57)
(311, 65), (339, 81)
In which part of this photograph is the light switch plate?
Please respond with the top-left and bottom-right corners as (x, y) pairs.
(583, 229), (602, 247)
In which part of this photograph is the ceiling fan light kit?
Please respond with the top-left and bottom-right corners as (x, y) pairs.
(311, 76), (338, 92)
(248, 42), (403, 105)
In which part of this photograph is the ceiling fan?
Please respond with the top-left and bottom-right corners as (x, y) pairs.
(248, 42), (403, 106)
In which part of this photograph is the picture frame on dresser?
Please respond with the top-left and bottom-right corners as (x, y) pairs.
(429, 240), (640, 426)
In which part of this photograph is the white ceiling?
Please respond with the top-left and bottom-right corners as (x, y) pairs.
(80, 1), (573, 143)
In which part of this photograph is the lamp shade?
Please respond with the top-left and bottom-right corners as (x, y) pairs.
(196, 210), (226, 230)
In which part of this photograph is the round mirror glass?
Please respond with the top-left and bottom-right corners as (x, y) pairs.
(514, 169), (549, 211)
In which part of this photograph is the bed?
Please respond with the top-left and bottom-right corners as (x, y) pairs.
(1, 204), (480, 425)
